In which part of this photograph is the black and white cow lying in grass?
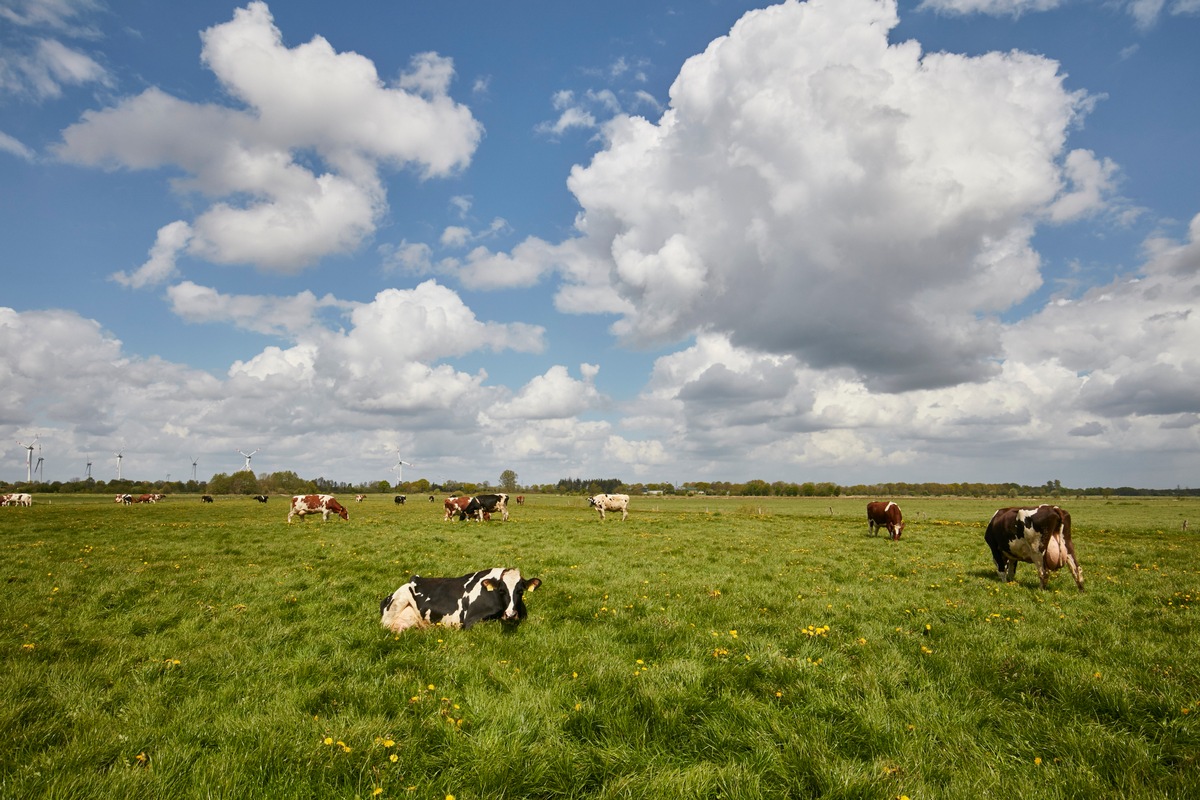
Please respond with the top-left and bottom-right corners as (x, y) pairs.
(380, 568), (541, 633)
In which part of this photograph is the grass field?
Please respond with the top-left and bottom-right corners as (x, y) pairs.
(2, 493), (1198, 799)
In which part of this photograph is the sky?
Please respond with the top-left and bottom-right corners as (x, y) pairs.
(2, 0), (1199, 490)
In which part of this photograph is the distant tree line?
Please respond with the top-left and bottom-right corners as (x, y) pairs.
(3, 473), (1197, 498)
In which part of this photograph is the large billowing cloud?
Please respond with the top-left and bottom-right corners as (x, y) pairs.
(520, 0), (1110, 393)
(53, 1), (482, 279)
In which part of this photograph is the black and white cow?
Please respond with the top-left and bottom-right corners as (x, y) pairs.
(985, 504), (1084, 591)
(201, 495), (214, 503)
(253, 495), (268, 503)
(379, 568), (541, 632)
(462, 493), (509, 522)
(587, 493), (630, 521)
(394, 495), (406, 505)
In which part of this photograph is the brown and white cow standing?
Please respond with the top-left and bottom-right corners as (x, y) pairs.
(287, 494), (349, 523)
(443, 496), (472, 521)
(866, 501), (904, 540)
(985, 504), (1083, 591)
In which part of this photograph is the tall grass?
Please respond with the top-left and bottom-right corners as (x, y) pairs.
(2, 494), (1198, 798)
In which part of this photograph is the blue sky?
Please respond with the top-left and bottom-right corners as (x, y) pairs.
(2, 0), (1198, 489)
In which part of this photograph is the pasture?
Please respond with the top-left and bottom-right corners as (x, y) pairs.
(2, 494), (1198, 799)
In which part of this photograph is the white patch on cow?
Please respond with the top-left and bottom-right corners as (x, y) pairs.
(885, 502), (896, 513)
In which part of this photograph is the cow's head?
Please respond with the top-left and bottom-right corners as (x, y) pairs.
(482, 571), (542, 625)
(329, 500), (349, 520)
(892, 521), (904, 541)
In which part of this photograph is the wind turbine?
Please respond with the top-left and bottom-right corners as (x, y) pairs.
(237, 448), (259, 472)
(17, 435), (38, 483)
(85, 455), (93, 479)
(33, 443), (44, 482)
(114, 449), (124, 480)
(191, 456), (198, 481)
(390, 453), (415, 483)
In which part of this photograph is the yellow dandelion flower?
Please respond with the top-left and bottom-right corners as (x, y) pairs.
(427, 684), (436, 691)
(1034, 757), (1042, 765)
(373, 789), (383, 797)
(22, 643), (35, 651)
(324, 737), (333, 745)
(384, 739), (395, 747)
(390, 754), (398, 763)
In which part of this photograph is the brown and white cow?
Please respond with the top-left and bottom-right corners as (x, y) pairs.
(2, 493), (32, 507)
(985, 504), (1083, 591)
(867, 501), (904, 540)
(587, 493), (630, 521)
(443, 496), (472, 521)
(380, 568), (542, 633)
(287, 494), (349, 523)
(516, 495), (526, 506)
(355, 494), (366, 503)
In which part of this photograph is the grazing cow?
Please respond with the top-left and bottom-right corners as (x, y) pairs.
(253, 495), (268, 503)
(443, 496), (472, 521)
(462, 493), (509, 522)
(287, 494), (349, 523)
(867, 501), (904, 541)
(985, 505), (1084, 592)
(0, 494), (10, 506)
(516, 495), (526, 506)
(380, 568), (542, 633)
(394, 495), (407, 505)
(429, 495), (436, 502)
(2, 493), (32, 507)
(201, 495), (214, 503)
(355, 494), (366, 503)
(587, 493), (630, 521)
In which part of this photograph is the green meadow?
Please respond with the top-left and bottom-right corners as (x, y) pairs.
(2, 494), (1198, 799)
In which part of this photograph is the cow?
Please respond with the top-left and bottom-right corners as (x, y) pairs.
(131, 494), (155, 504)
(355, 494), (366, 503)
(462, 493), (509, 522)
(287, 494), (349, 523)
(587, 493), (630, 521)
(984, 505), (1084, 592)
(201, 495), (214, 503)
(2, 493), (31, 507)
(253, 495), (268, 503)
(429, 495), (436, 502)
(516, 495), (526, 506)
(394, 495), (407, 505)
(867, 501), (904, 541)
(379, 568), (542, 633)
(443, 496), (472, 521)
(115, 494), (132, 505)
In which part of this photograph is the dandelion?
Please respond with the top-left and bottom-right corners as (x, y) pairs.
(390, 754), (399, 763)
(373, 789), (383, 796)
(324, 737), (334, 745)
(428, 684), (436, 691)
(384, 739), (395, 747)
(22, 643), (35, 651)
(1034, 757), (1042, 765)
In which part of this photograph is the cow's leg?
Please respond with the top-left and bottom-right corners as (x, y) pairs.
(1032, 550), (1049, 590)
(621, 507), (628, 521)
(1004, 557), (1018, 583)
(1065, 551), (1084, 592)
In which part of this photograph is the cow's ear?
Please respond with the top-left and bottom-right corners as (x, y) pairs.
(482, 579), (498, 592)
(525, 578), (541, 592)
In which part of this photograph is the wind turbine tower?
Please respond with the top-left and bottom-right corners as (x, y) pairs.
(391, 453), (415, 484)
(191, 456), (198, 482)
(237, 448), (259, 472)
(85, 455), (93, 480)
(34, 443), (44, 482)
(114, 450), (124, 480)
(17, 435), (38, 483)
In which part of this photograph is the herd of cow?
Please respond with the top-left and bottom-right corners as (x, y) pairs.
(5, 490), (1085, 631)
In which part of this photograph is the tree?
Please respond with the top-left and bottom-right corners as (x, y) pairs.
(499, 469), (519, 492)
